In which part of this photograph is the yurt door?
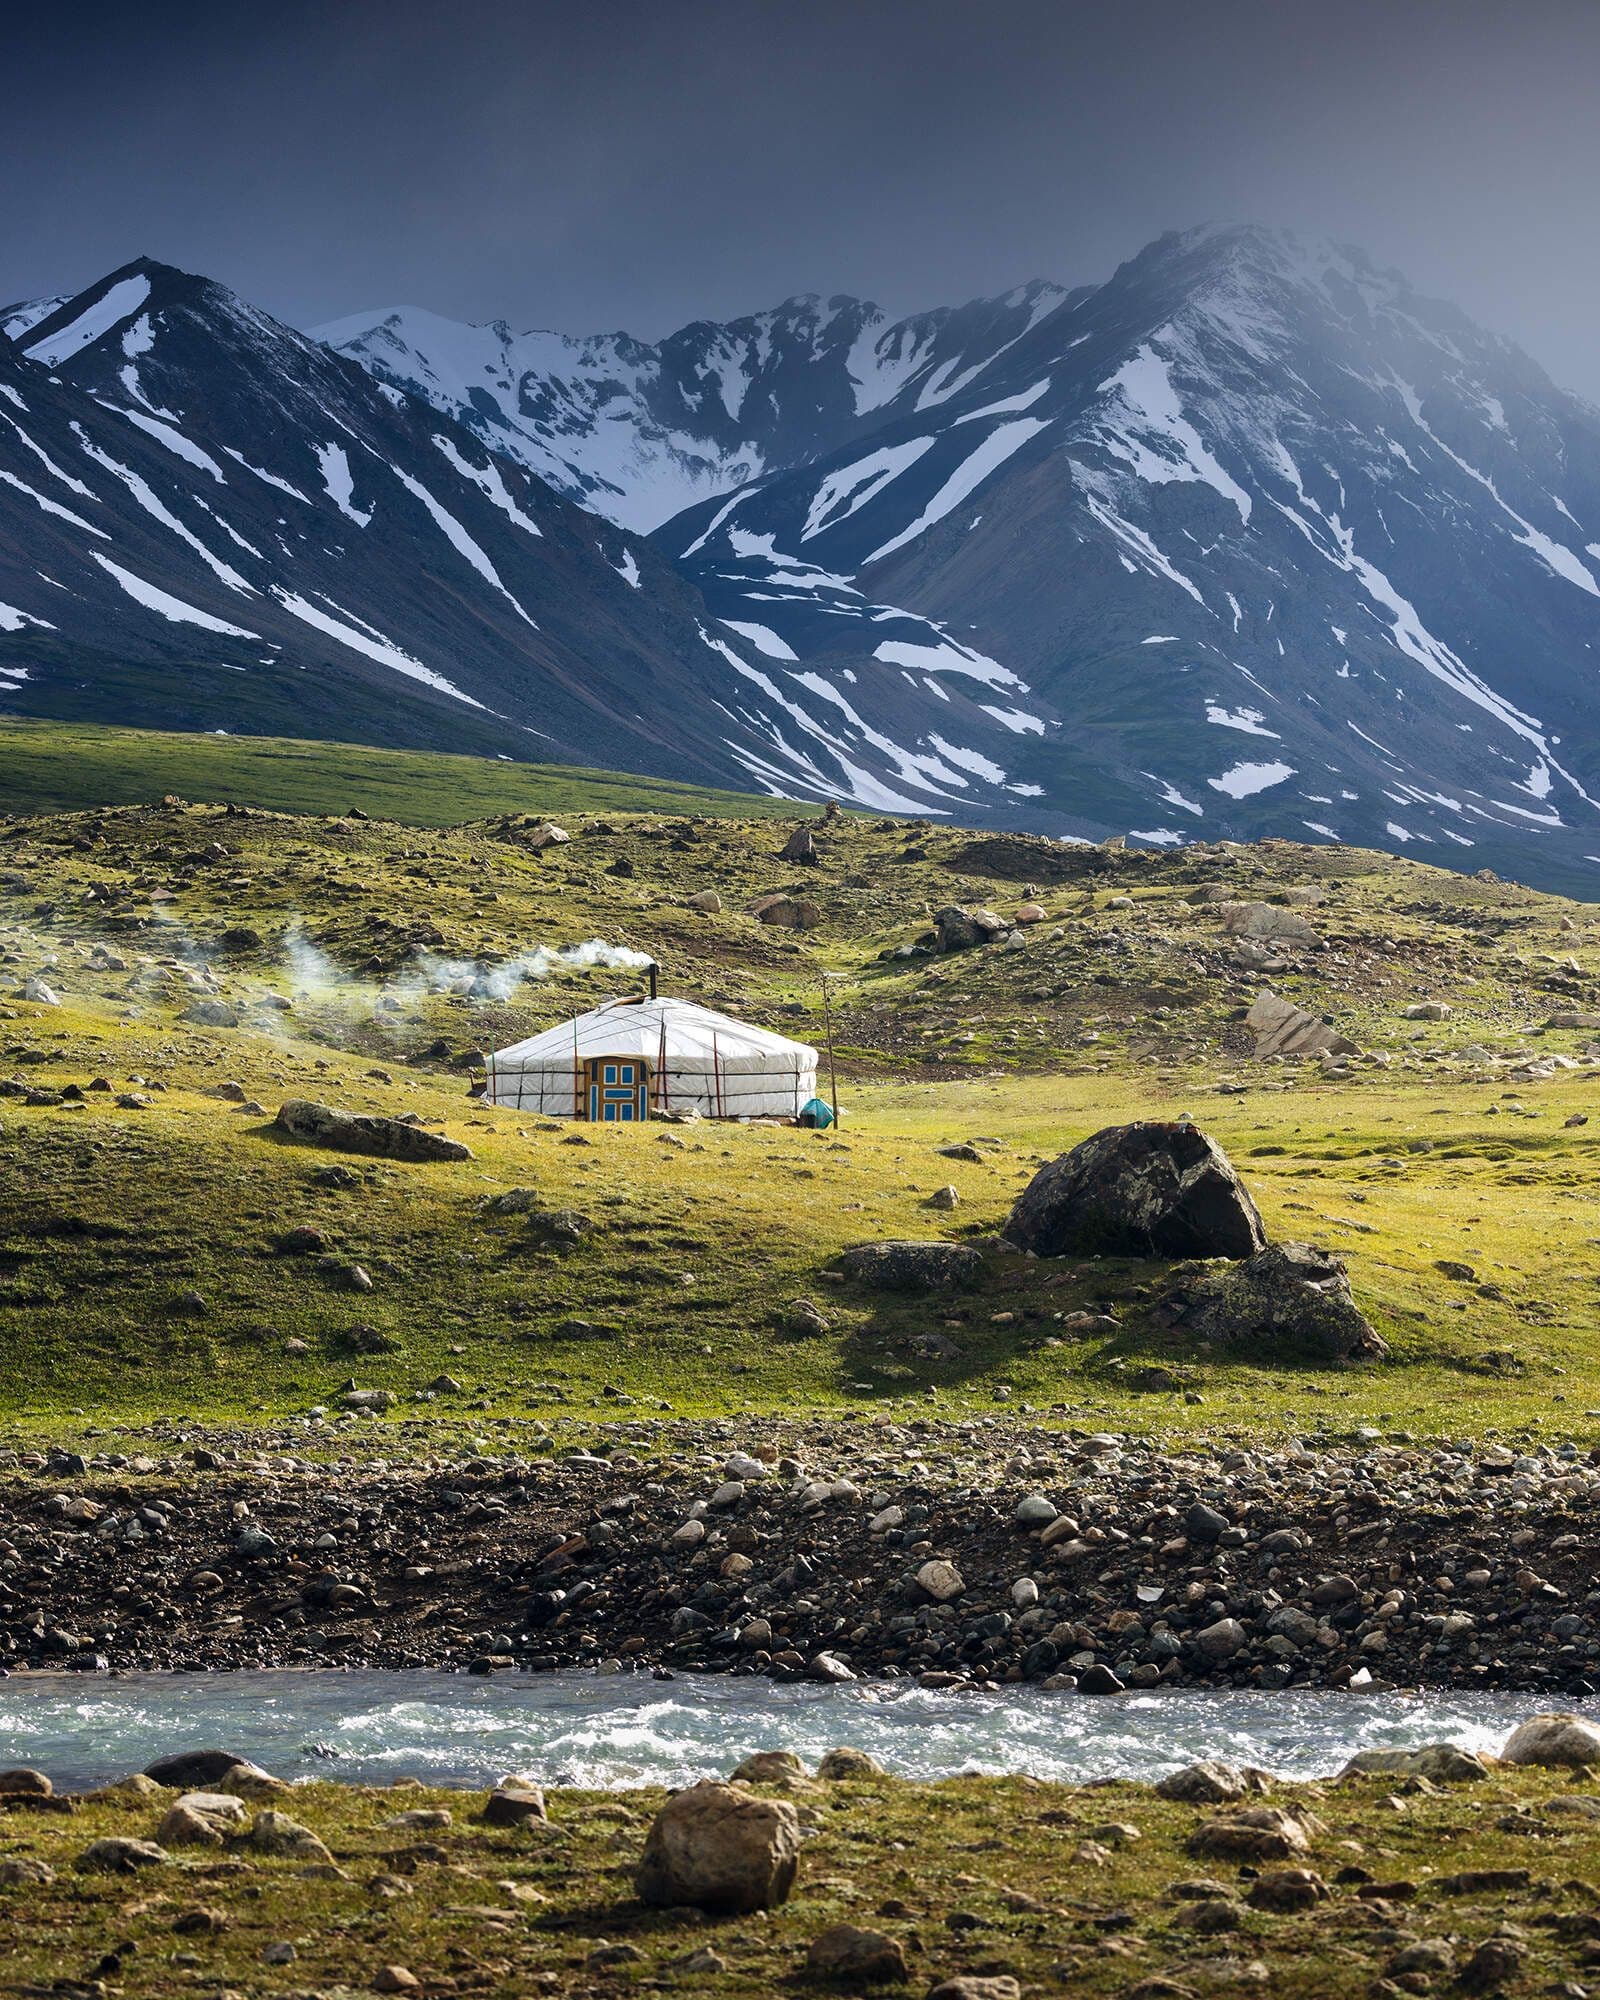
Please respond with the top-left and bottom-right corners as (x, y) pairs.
(587, 1059), (648, 1122)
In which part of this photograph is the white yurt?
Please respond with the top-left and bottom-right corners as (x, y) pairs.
(485, 994), (820, 1122)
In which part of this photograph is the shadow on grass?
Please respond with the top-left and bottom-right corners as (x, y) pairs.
(824, 1239), (1414, 1403)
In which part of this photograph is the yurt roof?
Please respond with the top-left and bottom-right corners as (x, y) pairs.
(489, 996), (817, 1069)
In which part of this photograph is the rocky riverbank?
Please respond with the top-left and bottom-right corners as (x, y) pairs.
(4, 1417), (1598, 1692)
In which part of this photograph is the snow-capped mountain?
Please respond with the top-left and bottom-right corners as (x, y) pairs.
(654, 226), (1600, 887)
(6, 230), (1600, 890)
(0, 257), (945, 786)
(1, 297), (65, 342)
(315, 284), (1075, 532)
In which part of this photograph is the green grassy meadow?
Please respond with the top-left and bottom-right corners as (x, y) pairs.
(0, 720), (1597, 1448)
(5, 1761), (1596, 2000)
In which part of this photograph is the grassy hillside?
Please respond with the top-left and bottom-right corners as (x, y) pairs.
(1, 725), (1597, 1444)
(0, 716), (804, 823)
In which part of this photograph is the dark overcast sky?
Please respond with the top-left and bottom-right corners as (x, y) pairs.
(5, 0), (1599, 396)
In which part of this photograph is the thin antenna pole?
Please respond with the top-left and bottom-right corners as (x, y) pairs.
(821, 973), (840, 1126)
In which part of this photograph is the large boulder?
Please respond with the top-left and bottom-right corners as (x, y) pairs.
(1246, 990), (1357, 1059)
(158, 1792), (249, 1847)
(1166, 1241), (1387, 1364)
(274, 1099), (472, 1162)
(730, 1750), (809, 1784)
(748, 894), (821, 930)
(1502, 1713), (1600, 1768)
(780, 826), (821, 866)
(144, 1749), (255, 1788)
(1006, 1121), (1266, 1260)
(75, 1837), (170, 1873)
(1188, 1806), (1313, 1861)
(933, 905), (1010, 952)
(180, 999), (240, 1028)
(817, 1747), (888, 1781)
(1340, 1744), (1490, 1783)
(1156, 1760), (1267, 1804)
(837, 1240), (984, 1291)
(481, 1777), (547, 1825)
(0, 1767), (52, 1797)
(247, 1809), (333, 1861)
(635, 1780), (802, 1913)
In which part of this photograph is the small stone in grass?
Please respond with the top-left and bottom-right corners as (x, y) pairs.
(75, 1837), (170, 1873)
(806, 1923), (909, 1982)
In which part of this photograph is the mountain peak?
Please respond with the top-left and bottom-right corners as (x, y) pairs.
(17, 256), (250, 374)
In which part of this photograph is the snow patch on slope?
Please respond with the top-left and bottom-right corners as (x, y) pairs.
(865, 418), (1049, 564)
(1208, 759), (1296, 798)
(25, 276), (152, 368)
(92, 554), (257, 636)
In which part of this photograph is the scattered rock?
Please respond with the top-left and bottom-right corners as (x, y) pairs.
(0, 1767), (52, 1797)
(1188, 1806), (1312, 1861)
(1459, 1938), (1526, 1992)
(748, 894), (821, 930)
(179, 999), (240, 1028)
(1192, 1616), (1248, 1662)
(925, 1979), (1022, 2000)
(372, 1967), (422, 1993)
(1340, 1744), (1491, 1783)
(806, 1923), (909, 1983)
(1167, 1241), (1388, 1364)
(838, 1240), (984, 1291)
(731, 1750), (809, 1784)
(247, 1810), (333, 1861)
(933, 905), (1010, 952)
(915, 1558), (965, 1603)
(76, 1837), (170, 1873)
(817, 1747), (888, 1781)
(1246, 1868), (1328, 1911)
(144, 1749), (258, 1789)
(1155, 1761), (1261, 1805)
(0, 1856), (55, 1884)
(274, 1098), (473, 1162)
(1246, 989), (1356, 1059)
(1219, 901), (1323, 944)
(780, 826), (821, 866)
(482, 1777), (548, 1826)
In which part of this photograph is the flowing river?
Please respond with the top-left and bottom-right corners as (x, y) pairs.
(0, 1670), (1582, 1792)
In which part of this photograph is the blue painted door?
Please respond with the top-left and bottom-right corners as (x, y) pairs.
(588, 1059), (648, 1122)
